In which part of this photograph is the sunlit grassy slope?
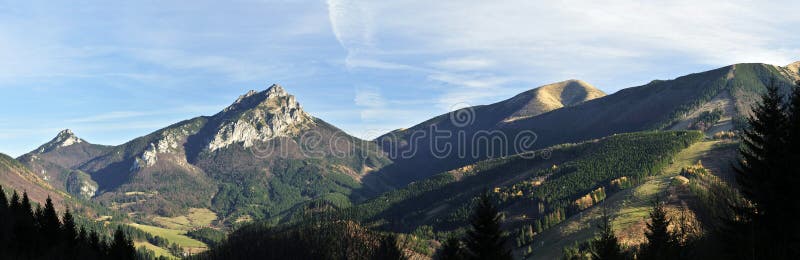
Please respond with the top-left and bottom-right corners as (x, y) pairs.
(526, 140), (734, 259)
(128, 223), (207, 249)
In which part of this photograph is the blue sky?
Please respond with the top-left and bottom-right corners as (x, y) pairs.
(1, 0), (799, 157)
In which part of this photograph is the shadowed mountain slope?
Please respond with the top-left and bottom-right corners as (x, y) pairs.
(371, 63), (798, 187)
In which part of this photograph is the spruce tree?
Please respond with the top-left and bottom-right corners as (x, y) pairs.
(41, 196), (62, 244)
(20, 192), (32, 218)
(34, 205), (43, 226)
(14, 192), (36, 256)
(9, 191), (20, 211)
(592, 207), (622, 260)
(0, 185), (7, 213)
(642, 199), (674, 260)
(732, 80), (796, 258)
(439, 236), (464, 260)
(464, 192), (511, 260)
(0, 185), (7, 253)
(110, 227), (136, 260)
(62, 208), (78, 246)
(89, 230), (102, 252)
(785, 80), (800, 255)
(736, 81), (787, 214)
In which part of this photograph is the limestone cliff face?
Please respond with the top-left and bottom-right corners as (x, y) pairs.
(65, 170), (98, 199)
(207, 84), (314, 151)
(128, 118), (205, 172)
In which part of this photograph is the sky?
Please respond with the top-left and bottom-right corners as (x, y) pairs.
(0, 0), (799, 157)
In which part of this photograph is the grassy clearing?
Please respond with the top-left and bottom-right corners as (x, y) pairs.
(152, 208), (217, 230)
(662, 140), (720, 175)
(527, 140), (721, 259)
(135, 241), (177, 259)
(128, 223), (207, 249)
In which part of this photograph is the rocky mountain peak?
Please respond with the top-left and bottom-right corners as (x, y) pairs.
(786, 61), (800, 75)
(224, 84), (293, 113)
(208, 84), (314, 151)
(35, 129), (85, 153)
(265, 84), (288, 96)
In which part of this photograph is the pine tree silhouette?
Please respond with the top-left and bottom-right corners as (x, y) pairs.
(730, 80), (798, 258)
(110, 227), (136, 260)
(438, 236), (465, 260)
(464, 192), (511, 260)
(0, 185), (7, 213)
(642, 199), (674, 260)
(592, 207), (622, 260)
(41, 196), (62, 244)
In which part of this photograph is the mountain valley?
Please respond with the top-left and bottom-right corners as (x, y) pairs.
(1, 61), (799, 259)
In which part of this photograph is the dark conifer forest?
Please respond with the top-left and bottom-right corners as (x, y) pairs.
(0, 186), (136, 260)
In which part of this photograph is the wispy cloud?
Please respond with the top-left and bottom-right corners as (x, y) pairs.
(67, 104), (227, 124)
(326, 0), (800, 95)
(67, 111), (152, 123)
(432, 57), (495, 71)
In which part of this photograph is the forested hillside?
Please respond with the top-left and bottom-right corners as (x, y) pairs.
(348, 131), (703, 235)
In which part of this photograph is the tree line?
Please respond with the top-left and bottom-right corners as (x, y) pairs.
(0, 185), (137, 260)
(565, 80), (800, 259)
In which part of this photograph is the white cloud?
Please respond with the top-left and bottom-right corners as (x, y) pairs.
(327, 0), (800, 96)
(428, 73), (515, 89)
(432, 57), (495, 71)
(354, 87), (385, 108)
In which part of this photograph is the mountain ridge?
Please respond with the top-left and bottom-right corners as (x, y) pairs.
(5, 61), (798, 227)
(368, 62), (798, 187)
(23, 84), (391, 222)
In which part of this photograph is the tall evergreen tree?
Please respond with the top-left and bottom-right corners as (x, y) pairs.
(592, 207), (622, 260)
(62, 208), (78, 246)
(40, 196), (62, 244)
(89, 230), (103, 252)
(110, 227), (136, 260)
(641, 199), (674, 260)
(14, 192), (36, 256)
(78, 226), (88, 242)
(9, 191), (20, 211)
(438, 236), (465, 260)
(20, 191), (32, 218)
(788, 80), (800, 150)
(736, 81), (787, 214)
(784, 80), (800, 255)
(0, 185), (7, 254)
(34, 204), (44, 226)
(731, 80), (797, 258)
(0, 185), (7, 213)
(464, 192), (511, 260)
